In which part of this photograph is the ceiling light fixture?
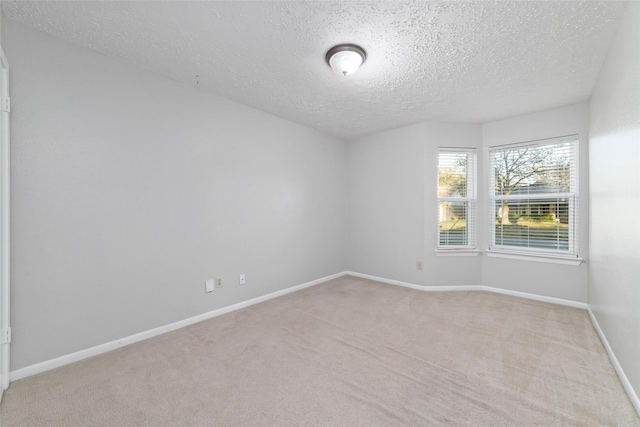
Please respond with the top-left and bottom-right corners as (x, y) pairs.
(326, 44), (366, 77)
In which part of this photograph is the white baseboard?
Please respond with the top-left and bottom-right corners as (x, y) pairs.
(345, 271), (588, 309)
(345, 271), (482, 292)
(481, 285), (588, 309)
(10, 271), (347, 382)
(586, 306), (640, 416)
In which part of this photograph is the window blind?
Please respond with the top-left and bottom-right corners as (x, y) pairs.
(438, 149), (476, 249)
(488, 135), (578, 256)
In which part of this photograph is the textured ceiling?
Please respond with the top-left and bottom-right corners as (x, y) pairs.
(2, 1), (629, 140)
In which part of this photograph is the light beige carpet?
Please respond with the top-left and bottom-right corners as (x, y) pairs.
(1, 275), (638, 426)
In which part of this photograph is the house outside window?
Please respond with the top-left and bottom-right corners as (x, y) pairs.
(488, 135), (578, 259)
(437, 149), (477, 250)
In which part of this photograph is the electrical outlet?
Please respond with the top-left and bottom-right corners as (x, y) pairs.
(416, 261), (423, 270)
(216, 278), (223, 288)
(205, 279), (214, 293)
(239, 274), (246, 285)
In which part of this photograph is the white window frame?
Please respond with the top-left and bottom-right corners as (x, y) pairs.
(436, 148), (479, 256)
(487, 135), (581, 265)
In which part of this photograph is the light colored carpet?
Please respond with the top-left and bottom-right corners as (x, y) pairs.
(1, 275), (638, 426)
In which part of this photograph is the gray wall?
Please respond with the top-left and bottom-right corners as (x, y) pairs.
(347, 124), (426, 285)
(347, 122), (483, 286)
(0, 10), (4, 52)
(481, 103), (590, 302)
(7, 21), (348, 370)
(589, 1), (640, 401)
(347, 105), (589, 303)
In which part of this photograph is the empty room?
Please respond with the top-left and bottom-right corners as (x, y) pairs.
(0, 0), (638, 425)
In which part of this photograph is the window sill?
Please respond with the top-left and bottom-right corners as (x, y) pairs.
(486, 249), (583, 266)
(436, 249), (482, 257)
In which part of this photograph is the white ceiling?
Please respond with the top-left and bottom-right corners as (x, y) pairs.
(2, 1), (628, 140)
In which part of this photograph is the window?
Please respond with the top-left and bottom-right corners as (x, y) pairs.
(437, 149), (476, 251)
(488, 135), (579, 260)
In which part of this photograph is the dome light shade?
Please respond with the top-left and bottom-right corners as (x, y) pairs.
(326, 44), (366, 76)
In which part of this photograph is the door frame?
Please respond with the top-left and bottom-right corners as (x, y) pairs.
(0, 44), (10, 398)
